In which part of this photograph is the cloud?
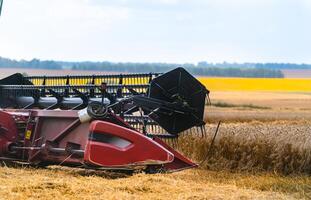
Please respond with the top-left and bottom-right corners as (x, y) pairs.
(2, 0), (129, 26)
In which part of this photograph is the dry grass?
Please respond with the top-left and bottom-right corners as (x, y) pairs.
(179, 121), (311, 175)
(204, 91), (311, 123)
(205, 107), (311, 123)
(210, 91), (311, 110)
(0, 165), (307, 200)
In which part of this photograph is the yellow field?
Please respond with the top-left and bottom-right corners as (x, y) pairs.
(36, 76), (311, 93)
(198, 77), (311, 92)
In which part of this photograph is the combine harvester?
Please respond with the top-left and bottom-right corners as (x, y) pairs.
(0, 68), (209, 173)
(0, 1), (209, 173)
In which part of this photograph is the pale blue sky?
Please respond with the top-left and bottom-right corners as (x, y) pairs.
(0, 0), (310, 63)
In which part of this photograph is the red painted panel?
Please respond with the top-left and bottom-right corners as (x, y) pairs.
(84, 121), (174, 167)
(0, 111), (18, 155)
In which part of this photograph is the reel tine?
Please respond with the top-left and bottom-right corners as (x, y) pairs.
(173, 137), (177, 148)
(202, 125), (207, 138)
(174, 137), (178, 149)
(167, 138), (171, 147)
(171, 138), (175, 148)
(191, 128), (195, 137)
(197, 126), (204, 138)
(152, 124), (156, 135)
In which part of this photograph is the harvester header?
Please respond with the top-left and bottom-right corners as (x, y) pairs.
(0, 67), (209, 173)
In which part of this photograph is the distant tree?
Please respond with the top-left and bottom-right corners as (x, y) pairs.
(0, 57), (290, 78)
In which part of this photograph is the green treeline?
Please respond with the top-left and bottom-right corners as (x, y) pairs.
(71, 63), (284, 78)
(0, 57), (289, 78)
(0, 57), (62, 69)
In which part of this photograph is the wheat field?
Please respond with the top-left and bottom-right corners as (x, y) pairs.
(1, 69), (311, 199)
(179, 121), (311, 174)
